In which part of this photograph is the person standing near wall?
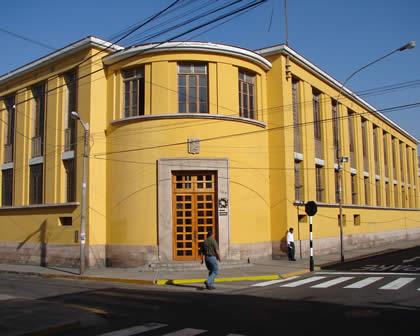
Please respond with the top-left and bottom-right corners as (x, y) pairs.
(287, 227), (296, 261)
(200, 231), (221, 290)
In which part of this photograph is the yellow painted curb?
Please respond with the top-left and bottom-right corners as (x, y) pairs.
(156, 275), (279, 285)
(281, 266), (320, 279)
(42, 273), (155, 285)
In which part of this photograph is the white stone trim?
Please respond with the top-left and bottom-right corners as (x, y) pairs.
(294, 152), (304, 161)
(62, 150), (74, 161)
(157, 158), (230, 261)
(1, 162), (13, 170)
(29, 156), (43, 166)
(315, 158), (325, 166)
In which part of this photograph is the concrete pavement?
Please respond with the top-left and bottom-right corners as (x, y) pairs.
(1, 238), (419, 285)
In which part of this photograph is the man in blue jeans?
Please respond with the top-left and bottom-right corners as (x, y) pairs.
(200, 231), (221, 290)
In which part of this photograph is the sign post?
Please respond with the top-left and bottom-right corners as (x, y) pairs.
(305, 201), (318, 271)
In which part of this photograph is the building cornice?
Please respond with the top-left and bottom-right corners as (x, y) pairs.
(256, 44), (420, 144)
(103, 41), (272, 71)
(110, 113), (267, 128)
(0, 36), (123, 85)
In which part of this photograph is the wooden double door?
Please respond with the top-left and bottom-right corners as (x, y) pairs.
(172, 171), (217, 260)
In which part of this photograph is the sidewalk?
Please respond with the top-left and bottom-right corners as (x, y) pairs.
(1, 238), (419, 286)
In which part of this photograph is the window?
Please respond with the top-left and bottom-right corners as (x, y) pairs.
(334, 169), (340, 203)
(348, 111), (355, 169)
(32, 83), (45, 158)
(4, 95), (15, 163)
(361, 118), (368, 172)
(239, 70), (255, 119)
(292, 79), (301, 153)
(30, 164), (43, 205)
(375, 179), (381, 206)
(353, 214), (360, 226)
(400, 142), (405, 182)
(294, 160), (303, 201)
(351, 174), (357, 204)
(364, 176), (369, 205)
(373, 126), (378, 175)
(394, 184), (399, 207)
(59, 217), (72, 226)
(385, 181), (390, 207)
(313, 89), (322, 158)
(64, 159), (75, 202)
(65, 71), (77, 151)
(383, 133), (388, 178)
(178, 63), (208, 113)
(123, 67), (145, 117)
(332, 100), (338, 163)
(315, 165), (323, 202)
(2, 169), (13, 206)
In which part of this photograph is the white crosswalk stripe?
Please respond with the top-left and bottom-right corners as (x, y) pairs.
(344, 277), (383, 289)
(98, 323), (167, 336)
(97, 323), (246, 336)
(163, 328), (206, 336)
(280, 276), (326, 287)
(251, 276), (300, 287)
(311, 276), (354, 288)
(379, 277), (416, 290)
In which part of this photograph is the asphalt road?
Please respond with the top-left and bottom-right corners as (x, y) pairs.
(1, 247), (419, 336)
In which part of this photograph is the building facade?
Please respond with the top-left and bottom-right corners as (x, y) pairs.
(0, 37), (419, 267)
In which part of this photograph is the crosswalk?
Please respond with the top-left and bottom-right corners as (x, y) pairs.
(98, 322), (245, 336)
(252, 273), (419, 291)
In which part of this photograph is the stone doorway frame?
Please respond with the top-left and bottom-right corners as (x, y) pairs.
(157, 158), (230, 261)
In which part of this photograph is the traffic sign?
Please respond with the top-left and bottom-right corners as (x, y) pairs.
(305, 201), (317, 216)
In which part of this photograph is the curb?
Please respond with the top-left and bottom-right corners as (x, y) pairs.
(279, 266), (320, 279)
(156, 275), (279, 285)
(22, 321), (81, 336)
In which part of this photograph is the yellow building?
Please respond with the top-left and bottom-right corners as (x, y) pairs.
(0, 37), (419, 267)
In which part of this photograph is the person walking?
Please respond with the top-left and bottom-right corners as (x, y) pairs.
(287, 227), (296, 261)
(200, 231), (221, 290)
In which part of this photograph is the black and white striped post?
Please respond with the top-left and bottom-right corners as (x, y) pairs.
(305, 201), (318, 272)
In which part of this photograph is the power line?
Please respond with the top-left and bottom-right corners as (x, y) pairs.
(0, 27), (56, 51)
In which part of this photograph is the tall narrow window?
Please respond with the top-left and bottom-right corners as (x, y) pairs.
(4, 95), (15, 163)
(400, 142), (405, 183)
(385, 181), (390, 207)
(65, 71), (77, 151)
(294, 160), (303, 201)
(348, 111), (355, 169)
(32, 83), (45, 158)
(123, 67), (145, 117)
(239, 70), (256, 119)
(178, 63), (208, 114)
(364, 176), (369, 205)
(315, 165), (324, 202)
(292, 79), (301, 153)
(332, 100), (338, 164)
(351, 174), (357, 204)
(361, 118), (368, 172)
(30, 164), (43, 205)
(313, 89), (322, 159)
(394, 184), (399, 207)
(383, 133), (388, 178)
(334, 169), (340, 203)
(2, 169), (13, 206)
(391, 137), (396, 178)
(64, 159), (75, 202)
(373, 126), (379, 175)
(375, 179), (381, 206)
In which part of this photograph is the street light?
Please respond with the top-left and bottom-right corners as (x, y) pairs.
(71, 111), (89, 274)
(336, 41), (415, 262)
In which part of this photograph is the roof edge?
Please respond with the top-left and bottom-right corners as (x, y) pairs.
(103, 41), (272, 71)
(256, 44), (420, 144)
(0, 36), (123, 85)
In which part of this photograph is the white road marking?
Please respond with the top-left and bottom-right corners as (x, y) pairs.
(281, 276), (326, 287)
(344, 277), (383, 289)
(379, 278), (416, 290)
(98, 323), (167, 336)
(316, 272), (420, 276)
(311, 276), (354, 288)
(163, 328), (206, 336)
(403, 256), (420, 263)
(252, 276), (300, 287)
(0, 294), (20, 301)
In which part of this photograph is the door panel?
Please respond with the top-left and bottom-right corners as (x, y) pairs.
(172, 172), (216, 260)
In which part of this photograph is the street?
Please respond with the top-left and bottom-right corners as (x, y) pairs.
(0, 247), (419, 335)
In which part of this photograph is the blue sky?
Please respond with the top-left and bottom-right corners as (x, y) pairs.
(1, 0), (419, 143)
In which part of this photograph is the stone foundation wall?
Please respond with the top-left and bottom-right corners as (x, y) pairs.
(105, 244), (159, 267)
(272, 227), (420, 259)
